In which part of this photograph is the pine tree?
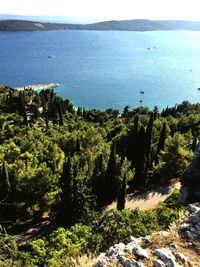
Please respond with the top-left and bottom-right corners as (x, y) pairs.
(117, 174), (126, 210)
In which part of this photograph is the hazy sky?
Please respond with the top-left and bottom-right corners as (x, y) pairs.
(1, 0), (200, 21)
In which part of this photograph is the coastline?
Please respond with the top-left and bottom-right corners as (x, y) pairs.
(14, 82), (60, 91)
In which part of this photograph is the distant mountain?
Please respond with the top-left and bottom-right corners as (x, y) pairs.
(1, 19), (200, 32)
(0, 14), (92, 24)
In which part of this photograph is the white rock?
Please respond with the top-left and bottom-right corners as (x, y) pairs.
(190, 227), (197, 233)
(179, 223), (191, 231)
(189, 214), (199, 224)
(154, 248), (176, 267)
(130, 236), (140, 245)
(105, 242), (126, 257)
(125, 241), (149, 259)
(154, 259), (166, 267)
(195, 224), (200, 231)
(188, 204), (200, 213)
(95, 253), (108, 267)
(185, 230), (195, 240)
(175, 252), (188, 263)
(118, 255), (144, 267)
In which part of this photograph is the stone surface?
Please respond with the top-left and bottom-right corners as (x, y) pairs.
(118, 255), (144, 267)
(154, 248), (176, 267)
(188, 203), (200, 213)
(105, 242), (126, 257)
(175, 252), (188, 263)
(154, 259), (166, 267)
(95, 204), (200, 267)
(125, 238), (149, 259)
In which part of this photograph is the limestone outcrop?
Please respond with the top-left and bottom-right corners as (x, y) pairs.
(95, 203), (200, 267)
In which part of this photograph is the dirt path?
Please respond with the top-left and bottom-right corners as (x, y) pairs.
(107, 182), (181, 211)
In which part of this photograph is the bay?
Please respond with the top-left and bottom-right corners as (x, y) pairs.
(0, 30), (200, 111)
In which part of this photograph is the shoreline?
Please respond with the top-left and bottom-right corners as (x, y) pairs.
(14, 82), (60, 91)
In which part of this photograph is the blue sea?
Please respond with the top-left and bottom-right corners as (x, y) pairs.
(0, 30), (200, 111)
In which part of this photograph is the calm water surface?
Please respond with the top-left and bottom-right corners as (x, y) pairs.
(0, 30), (200, 111)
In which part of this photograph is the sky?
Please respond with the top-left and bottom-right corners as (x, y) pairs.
(0, 0), (200, 21)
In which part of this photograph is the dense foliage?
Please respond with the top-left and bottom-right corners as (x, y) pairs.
(0, 85), (198, 265)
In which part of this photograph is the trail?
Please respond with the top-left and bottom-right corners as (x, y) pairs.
(107, 182), (181, 211)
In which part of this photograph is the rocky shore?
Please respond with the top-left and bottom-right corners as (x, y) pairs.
(14, 82), (60, 91)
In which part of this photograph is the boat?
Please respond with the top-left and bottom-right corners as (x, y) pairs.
(198, 88), (200, 90)
(140, 91), (145, 94)
(139, 100), (143, 103)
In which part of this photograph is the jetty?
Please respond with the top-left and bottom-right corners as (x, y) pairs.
(14, 82), (60, 91)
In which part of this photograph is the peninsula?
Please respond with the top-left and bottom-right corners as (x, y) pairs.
(1, 19), (200, 32)
(14, 82), (60, 91)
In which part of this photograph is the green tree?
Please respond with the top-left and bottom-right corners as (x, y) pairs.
(104, 142), (120, 203)
(155, 122), (167, 164)
(117, 173), (126, 210)
(56, 156), (74, 227)
(154, 133), (192, 183)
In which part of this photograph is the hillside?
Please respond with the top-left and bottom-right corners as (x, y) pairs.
(95, 203), (200, 267)
(1, 19), (200, 31)
(0, 85), (200, 265)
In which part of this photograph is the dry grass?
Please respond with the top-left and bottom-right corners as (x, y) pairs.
(64, 254), (96, 267)
(146, 222), (200, 267)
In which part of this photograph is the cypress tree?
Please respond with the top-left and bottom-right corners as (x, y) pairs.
(18, 92), (28, 126)
(56, 156), (74, 227)
(145, 112), (154, 173)
(132, 126), (146, 187)
(75, 138), (81, 153)
(1, 161), (11, 198)
(191, 137), (197, 152)
(92, 154), (105, 208)
(133, 115), (139, 132)
(126, 115), (139, 167)
(9, 91), (14, 111)
(155, 122), (167, 164)
(117, 173), (126, 210)
(145, 113), (154, 155)
(45, 111), (49, 131)
(77, 107), (82, 117)
(104, 141), (118, 203)
(57, 101), (64, 126)
(0, 161), (16, 224)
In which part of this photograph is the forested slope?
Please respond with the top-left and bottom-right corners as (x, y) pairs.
(1, 19), (200, 31)
(0, 85), (199, 265)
